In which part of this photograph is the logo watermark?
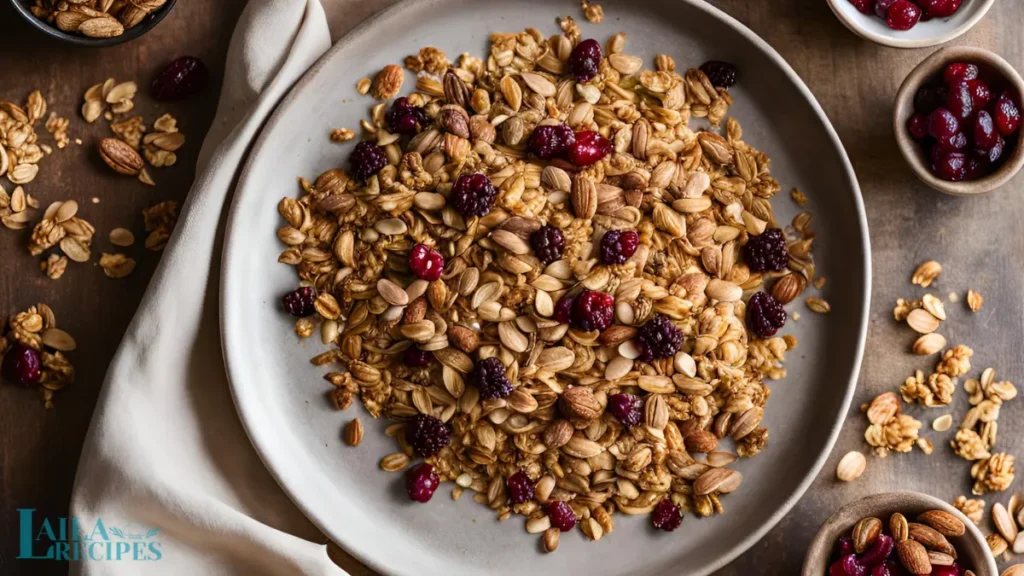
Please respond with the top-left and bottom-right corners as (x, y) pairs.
(16, 509), (163, 562)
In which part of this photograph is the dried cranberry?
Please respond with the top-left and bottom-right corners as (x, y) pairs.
(403, 347), (432, 368)
(885, 1), (920, 30)
(742, 228), (789, 273)
(942, 62), (979, 85)
(151, 56), (209, 101)
(847, 0), (872, 14)
(282, 286), (315, 317)
(967, 79), (993, 110)
(450, 173), (498, 217)
(651, 499), (682, 532)
(973, 110), (999, 149)
(836, 536), (855, 558)
(567, 130), (612, 167)
(927, 108), (960, 140)
(946, 81), (974, 119)
(506, 470), (535, 504)
(546, 501), (577, 532)
(607, 393), (643, 429)
(931, 147), (967, 181)
(936, 131), (967, 151)
(349, 141), (387, 181)
(867, 560), (901, 576)
(599, 229), (639, 265)
(965, 156), (989, 179)
(699, 61), (738, 89)
(747, 291), (786, 338)
(907, 114), (929, 140)
(386, 97), (428, 135)
(637, 314), (683, 360)
(979, 136), (1006, 164)
(914, 85), (948, 115)
(858, 534), (894, 566)
(406, 414), (451, 458)
(571, 289), (614, 332)
(919, 0), (961, 18)
(528, 124), (576, 159)
(994, 92), (1022, 136)
(470, 357), (513, 400)
(553, 294), (575, 324)
(1, 343), (42, 387)
(840, 554), (867, 576)
(409, 244), (444, 281)
(929, 565), (959, 576)
(873, 0), (897, 18)
(531, 225), (565, 265)
(406, 463), (440, 503)
(568, 39), (602, 83)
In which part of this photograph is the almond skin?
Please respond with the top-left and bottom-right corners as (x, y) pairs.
(896, 539), (932, 575)
(917, 510), (965, 537)
(98, 137), (143, 176)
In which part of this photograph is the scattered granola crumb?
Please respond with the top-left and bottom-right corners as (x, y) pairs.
(330, 128), (355, 142)
(893, 297), (921, 322)
(948, 291), (959, 303)
(91, 197), (100, 204)
(356, 78), (371, 95)
(44, 254), (67, 280)
(952, 495), (985, 525)
(790, 188), (807, 206)
(971, 453), (1015, 495)
(142, 201), (179, 251)
(44, 112), (70, 149)
(98, 253), (136, 279)
(813, 276), (827, 290)
(967, 289), (983, 312)
(581, 0), (604, 23)
(911, 260), (942, 287)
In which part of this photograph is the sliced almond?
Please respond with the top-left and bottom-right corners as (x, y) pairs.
(994, 502), (1018, 544)
(907, 308), (940, 334)
(836, 451), (866, 482)
(913, 333), (946, 355)
(377, 278), (409, 306)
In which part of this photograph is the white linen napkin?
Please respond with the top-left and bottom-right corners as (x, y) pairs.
(69, 1), (379, 573)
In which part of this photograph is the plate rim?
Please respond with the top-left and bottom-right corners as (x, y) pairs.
(219, 0), (873, 573)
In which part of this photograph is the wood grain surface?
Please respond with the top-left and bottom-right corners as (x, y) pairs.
(1, 1), (1022, 575)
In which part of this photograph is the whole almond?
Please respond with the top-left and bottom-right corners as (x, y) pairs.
(891, 513), (910, 542)
(99, 138), (144, 176)
(559, 386), (602, 421)
(437, 104), (470, 139)
(908, 522), (953, 556)
(571, 174), (597, 219)
(598, 325), (637, 347)
(771, 273), (806, 305)
(684, 430), (718, 454)
(853, 517), (882, 554)
(371, 64), (403, 100)
(448, 324), (479, 353)
(916, 509), (965, 537)
(836, 451), (866, 482)
(543, 420), (573, 450)
(896, 539), (932, 575)
(403, 298), (428, 324)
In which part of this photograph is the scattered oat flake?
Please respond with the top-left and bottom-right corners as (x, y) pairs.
(581, 0), (604, 23)
(806, 297), (830, 314)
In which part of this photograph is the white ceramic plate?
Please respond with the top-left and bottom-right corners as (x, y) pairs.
(221, 1), (871, 574)
(826, 0), (995, 49)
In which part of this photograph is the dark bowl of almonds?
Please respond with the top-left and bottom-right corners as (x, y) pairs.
(10, 0), (177, 47)
(803, 492), (997, 576)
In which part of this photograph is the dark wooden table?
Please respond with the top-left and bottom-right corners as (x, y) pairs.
(2, 1), (1023, 574)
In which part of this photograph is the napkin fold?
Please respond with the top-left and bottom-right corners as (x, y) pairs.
(70, 1), (350, 574)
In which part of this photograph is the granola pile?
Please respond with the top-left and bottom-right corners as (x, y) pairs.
(275, 21), (824, 549)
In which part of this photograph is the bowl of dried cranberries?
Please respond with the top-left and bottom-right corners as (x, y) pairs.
(826, 0), (994, 49)
(894, 46), (1024, 195)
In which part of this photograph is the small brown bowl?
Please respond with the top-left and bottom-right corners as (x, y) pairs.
(803, 491), (998, 576)
(894, 46), (1024, 195)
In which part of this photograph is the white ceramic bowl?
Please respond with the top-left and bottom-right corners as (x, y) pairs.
(826, 0), (995, 48)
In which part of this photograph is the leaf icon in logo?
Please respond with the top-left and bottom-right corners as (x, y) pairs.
(109, 527), (125, 539)
(145, 528), (160, 538)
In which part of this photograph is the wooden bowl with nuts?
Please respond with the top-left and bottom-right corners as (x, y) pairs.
(9, 0), (178, 47)
(803, 491), (997, 576)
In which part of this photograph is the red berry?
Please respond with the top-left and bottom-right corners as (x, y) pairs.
(405, 463), (440, 503)
(528, 124), (576, 159)
(546, 501), (577, 532)
(920, 0), (961, 18)
(2, 343), (42, 387)
(930, 146), (967, 181)
(282, 286), (315, 317)
(994, 92), (1022, 136)
(885, 1), (920, 30)
(840, 554), (867, 576)
(386, 97), (428, 135)
(967, 79), (992, 109)
(151, 56), (208, 101)
(945, 81), (974, 119)
(599, 230), (639, 264)
(965, 156), (988, 179)
(571, 289), (614, 332)
(835, 536), (855, 557)
(927, 108), (959, 140)
(406, 414), (451, 458)
(858, 534), (894, 567)
(942, 62), (979, 85)
(914, 85), (948, 115)
(607, 393), (643, 428)
(651, 499), (683, 532)
(873, 0), (897, 18)
(470, 357), (513, 400)
(847, 0), (872, 13)
(403, 348), (431, 368)
(978, 136), (1006, 164)
(907, 114), (929, 140)
(935, 131), (966, 151)
(568, 39), (602, 82)
(930, 565), (960, 576)
(409, 244), (444, 280)
(973, 111), (999, 149)
(506, 470), (535, 504)
(553, 294), (574, 324)
(450, 173), (498, 217)
(567, 131), (612, 166)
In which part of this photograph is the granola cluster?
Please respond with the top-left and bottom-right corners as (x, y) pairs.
(0, 304), (76, 408)
(276, 23), (823, 548)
